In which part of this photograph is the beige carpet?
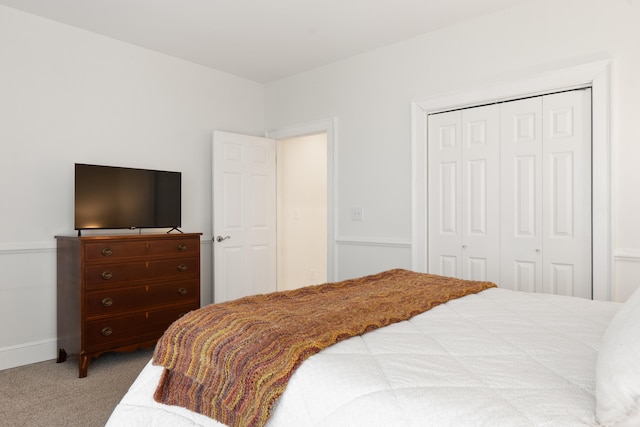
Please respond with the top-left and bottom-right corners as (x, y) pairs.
(0, 348), (154, 427)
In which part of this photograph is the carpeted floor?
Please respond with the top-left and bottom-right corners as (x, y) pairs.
(0, 348), (154, 427)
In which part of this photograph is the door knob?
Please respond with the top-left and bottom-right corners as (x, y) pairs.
(216, 235), (231, 242)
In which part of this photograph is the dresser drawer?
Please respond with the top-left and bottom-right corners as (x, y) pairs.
(85, 280), (199, 316)
(148, 279), (199, 307)
(85, 257), (199, 286)
(84, 303), (198, 351)
(85, 286), (148, 317)
(85, 262), (150, 286)
(149, 258), (199, 279)
(83, 236), (200, 261)
(85, 312), (149, 351)
(147, 237), (200, 257)
(84, 240), (149, 261)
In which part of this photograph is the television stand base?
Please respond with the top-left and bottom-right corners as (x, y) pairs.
(166, 227), (183, 234)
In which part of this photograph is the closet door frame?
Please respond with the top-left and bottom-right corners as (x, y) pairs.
(411, 59), (612, 301)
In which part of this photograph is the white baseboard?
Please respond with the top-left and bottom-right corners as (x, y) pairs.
(0, 339), (57, 371)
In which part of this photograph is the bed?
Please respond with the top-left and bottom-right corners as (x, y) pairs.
(106, 269), (640, 427)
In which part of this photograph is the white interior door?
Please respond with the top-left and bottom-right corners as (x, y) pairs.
(428, 104), (500, 282)
(461, 104), (500, 282)
(500, 97), (544, 292)
(212, 130), (276, 303)
(428, 111), (462, 278)
(541, 89), (592, 298)
(428, 88), (592, 298)
(500, 90), (592, 297)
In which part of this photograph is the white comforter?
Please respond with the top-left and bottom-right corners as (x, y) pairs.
(106, 288), (620, 426)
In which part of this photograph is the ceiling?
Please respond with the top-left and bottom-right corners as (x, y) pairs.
(0, 0), (532, 83)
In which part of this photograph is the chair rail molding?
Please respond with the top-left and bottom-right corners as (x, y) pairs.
(335, 236), (412, 248)
(0, 241), (56, 255)
(615, 249), (640, 262)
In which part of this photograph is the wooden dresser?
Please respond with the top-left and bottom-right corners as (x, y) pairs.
(55, 233), (201, 377)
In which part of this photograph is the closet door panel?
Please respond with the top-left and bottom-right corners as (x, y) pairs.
(462, 105), (500, 282)
(428, 111), (462, 277)
(439, 162), (458, 234)
(550, 152), (574, 236)
(515, 155), (537, 237)
(542, 89), (592, 298)
(439, 256), (458, 278)
(500, 98), (543, 292)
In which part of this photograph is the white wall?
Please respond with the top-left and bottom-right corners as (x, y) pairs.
(0, 5), (265, 369)
(264, 0), (640, 300)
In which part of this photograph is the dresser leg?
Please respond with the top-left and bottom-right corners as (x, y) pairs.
(56, 348), (67, 363)
(79, 354), (89, 378)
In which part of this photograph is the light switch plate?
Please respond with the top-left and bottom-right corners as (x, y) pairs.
(351, 207), (363, 221)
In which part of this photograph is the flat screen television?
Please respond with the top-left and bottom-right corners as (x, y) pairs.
(74, 163), (181, 233)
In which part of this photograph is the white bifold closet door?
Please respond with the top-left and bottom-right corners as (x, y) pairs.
(428, 89), (592, 298)
(427, 104), (501, 282)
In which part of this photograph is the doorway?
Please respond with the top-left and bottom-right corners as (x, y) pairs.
(267, 118), (337, 286)
(212, 122), (335, 302)
(277, 133), (327, 291)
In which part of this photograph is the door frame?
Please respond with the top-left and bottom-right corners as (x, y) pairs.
(266, 118), (337, 282)
(411, 59), (612, 300)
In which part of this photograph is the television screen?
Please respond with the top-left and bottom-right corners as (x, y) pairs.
(74, 163), (181, 231)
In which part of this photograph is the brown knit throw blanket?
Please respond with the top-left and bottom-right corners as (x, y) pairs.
(153, 269), (496, 427)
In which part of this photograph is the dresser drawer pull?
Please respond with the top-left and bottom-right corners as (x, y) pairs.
(177, 264), (187, 272)
(101, 247), (113, 257)
(177, 243), (188, 252)
(101, 271), (113, 280)
(101, 327), (113, 337)
(101, 297), (114, 307)
(177, 287), (188, 296)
